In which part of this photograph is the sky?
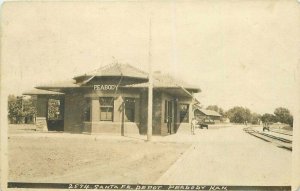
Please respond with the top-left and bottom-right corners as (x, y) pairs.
(1, 1), (300, 115)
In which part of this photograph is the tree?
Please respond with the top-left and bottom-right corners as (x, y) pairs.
(22, 98), (37, 123)
(8, 95), (36, 124)
(8, 95), (23, 123)
(251, 113), (261, 125)
(225, 106), (252, 124)
(274, 107), (293, 127)
(261, 113), (277, 123)
(206, 105), (224, 116)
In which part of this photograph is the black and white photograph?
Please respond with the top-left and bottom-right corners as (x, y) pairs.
(1, 1), (300, 190)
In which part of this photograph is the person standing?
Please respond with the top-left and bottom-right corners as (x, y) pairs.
(191, 118), (197, 135)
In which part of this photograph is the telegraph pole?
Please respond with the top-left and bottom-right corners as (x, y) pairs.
(147, 16), (153, 141)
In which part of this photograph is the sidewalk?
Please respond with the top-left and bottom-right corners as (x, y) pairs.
(156, 126), (291, 186)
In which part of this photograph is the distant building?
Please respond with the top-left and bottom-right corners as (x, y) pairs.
(222, 117), (230, 123)
(193, 105), (222, 123)
(24, 63), (201, 135)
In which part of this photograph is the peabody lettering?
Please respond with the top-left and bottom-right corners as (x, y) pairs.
(168, 185), (207, 190)
(94, 85), (117, 91)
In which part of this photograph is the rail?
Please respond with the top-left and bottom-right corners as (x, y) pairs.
(243, 126), (292, 151)
(269, 129), (293, 136)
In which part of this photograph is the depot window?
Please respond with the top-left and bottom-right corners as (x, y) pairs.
(180, 104), (189, 123)
(99, 97), (114, 121)
(125, 97), (135, 122)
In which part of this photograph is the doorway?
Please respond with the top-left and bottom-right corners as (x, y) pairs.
(47, 98), (64, 131)
(165, 100), (175, 134)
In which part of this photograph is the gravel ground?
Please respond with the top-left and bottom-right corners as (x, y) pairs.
(5, 124), (292, 187)
(8, 130), (190, 184)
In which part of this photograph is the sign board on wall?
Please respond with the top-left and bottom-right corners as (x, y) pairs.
(93, 85), (118, 91)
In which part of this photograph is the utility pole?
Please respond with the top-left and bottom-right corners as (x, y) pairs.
(147, 15), (153, 141)
(121, 102), (125, 136)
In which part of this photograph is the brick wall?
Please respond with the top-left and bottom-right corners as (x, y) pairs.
(83, 122), (92, 133)
(152, 91), (162, 135)
(91, 122), (140, 134)
(36, 96), (48, 117)
(139, 89), (148, 134)
(64, 92), (85, 133)
(61, 88), (193, 135)
(139, 90), (163, 135)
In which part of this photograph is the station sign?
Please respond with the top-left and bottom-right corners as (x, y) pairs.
(93, 85), (118, 91)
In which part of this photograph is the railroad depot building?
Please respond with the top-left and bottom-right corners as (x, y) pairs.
(24, 63), (201, 136)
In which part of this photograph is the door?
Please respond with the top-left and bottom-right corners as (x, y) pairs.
(124, 98), (135, 122)
(173, 101), (178, 133)
(167, 100), (174, 134)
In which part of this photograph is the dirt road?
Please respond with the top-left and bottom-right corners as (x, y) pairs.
(156, 126), (291, 185)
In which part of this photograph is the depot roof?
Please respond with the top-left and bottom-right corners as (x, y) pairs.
(74, 63), (148, 81)
(35, 63), (201, 94)
(124, 72), (200, 92)
(35, 80), (80, 91)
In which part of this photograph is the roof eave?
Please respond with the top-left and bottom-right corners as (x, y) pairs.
(23, 89), (65, 96)
(186, 88), (201, 93)
(35, 86), (77, 93)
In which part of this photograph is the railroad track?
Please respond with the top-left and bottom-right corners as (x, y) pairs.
(244, 127), (292, 151)
(269, 129), (292, 136)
